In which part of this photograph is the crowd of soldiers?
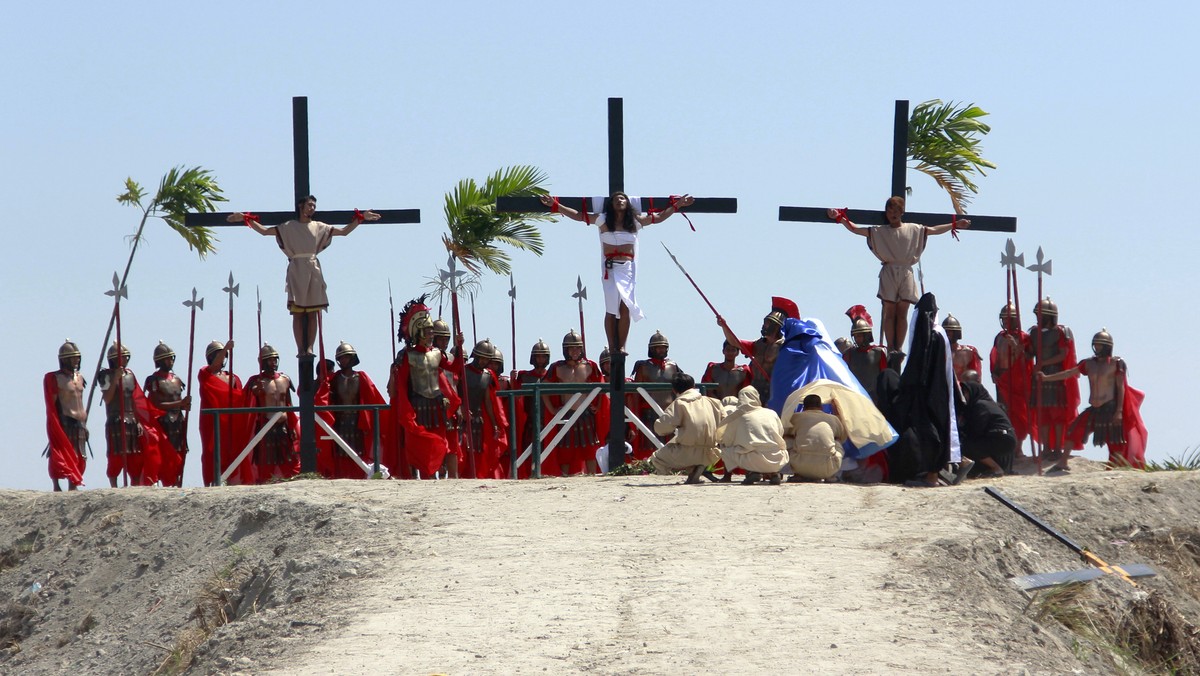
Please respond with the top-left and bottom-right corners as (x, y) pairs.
(42, 289), (1146, 492)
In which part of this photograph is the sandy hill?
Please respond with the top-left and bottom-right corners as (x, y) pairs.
(2, 466), (1199, 675)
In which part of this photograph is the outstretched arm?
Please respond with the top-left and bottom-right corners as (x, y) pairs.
(1036, 365), (1080, 383)
(927, 218), (970, 236)
(827, 208), (869, 237)
(539, 194), (591, 223)
(636, 194), (695, 227)
(332, 210), (381, 236)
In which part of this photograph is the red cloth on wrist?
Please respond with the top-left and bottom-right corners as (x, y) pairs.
(353, 208), (366, 222)
(950, 215), (960, 241)
(243, 212), (261, 227)
(669, 195), (695, 231)
(550, 196), (560, 214)
(834, 207), (849, 223)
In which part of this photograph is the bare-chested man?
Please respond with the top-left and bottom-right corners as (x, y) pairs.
(324, 341), (386, 479)
(702, 341), (752, 401)
(942, 315), (983, 382)
(43, 340), (88, 490)
(144, 341), (190, 487)
(98, 343), (149, 487)
(828, 198), (968, 361)
(718, 296), (798, 403)
(630, 331), (679, 459)
(544, 330), (604, 476)
(244, 344), (300, 482)
(1038, 328), (1146, 469)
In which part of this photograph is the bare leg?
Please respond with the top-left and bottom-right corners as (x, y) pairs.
(52, 479), (62, 492)
(293, 313), (319, 356)
(605, 313), (618, 353)
(616, 304), (631, 354)
(881, 301), (897, 351)
(585, 459), (597, 475)
(893, 300), (911, 352)
(444, 454), (459, 479)
(109, 475), (118, 488)
(68, 481), (78, 491)
(560, 463), (571, 477)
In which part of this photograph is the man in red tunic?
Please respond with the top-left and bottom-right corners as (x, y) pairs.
(320, 341), (386, 478)
(463, 340), (509, 479)
(430, 318), (463, 478)
(99, 343), (164, 487)
(244, 344), (301, 482)
(489, 346), (513, 478)
(512, 340), (551, 478)
(1029, 298), (1080, 471)
(942, 314), (983, 382)
(144, 341), (189, 487)
(544, 330), (604, 475)
(198, 340), (252, 486)
(44, 340), (87, 490)
(389, 297), (463, 480)
(990, 303), (1033, 451)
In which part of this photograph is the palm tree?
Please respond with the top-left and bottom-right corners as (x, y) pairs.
(907, 100), (997, 214)
(85, 166), (226, 411)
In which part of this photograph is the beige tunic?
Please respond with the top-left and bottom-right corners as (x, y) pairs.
(788, 410), (847, 480)
(719, 387), (789, 473)
(867, 222), (927, 303)
(276, 219), (334, 310)
(650, 389), (724, 473)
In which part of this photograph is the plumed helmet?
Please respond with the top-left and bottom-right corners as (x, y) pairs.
(471, 338), (497, 361)
(492, 347), (505, 371)
(941, 314), (962, 338)
(999, 302), (1018, 320)
(851, 318), (874, 337)
(258, 343), (280, 363)
(529, 339), (550, 365)
(432, 318), (451, 338)
(153, 341), (176, 365)
(649, 330), (669, 349)
(562, 329), (584, 350)
(1034, 297), (1059, 318)
(599, 347), (611, 365)
(205, 340), (226, 363)
(399, 295), (434, 345)
(1092, 327), (1114, 347)
(58, 340), (81, 360)
(106, 342), (131, 363)
(335, 341), (360, 367)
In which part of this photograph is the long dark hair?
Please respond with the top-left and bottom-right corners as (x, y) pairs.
(602, 192), (638, 233)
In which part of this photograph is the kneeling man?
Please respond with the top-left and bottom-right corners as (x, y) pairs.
(650, 372), (724, 484)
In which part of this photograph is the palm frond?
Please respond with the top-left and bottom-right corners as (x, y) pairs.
(116, 178), (146, 209)
(421, 267), (482, 309)
(907, 100), (997, 214)
(443, 165), (550, 275)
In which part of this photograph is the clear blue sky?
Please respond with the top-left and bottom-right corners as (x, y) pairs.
(5, 1), (1196, 489)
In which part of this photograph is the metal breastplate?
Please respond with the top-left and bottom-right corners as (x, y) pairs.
(754, 339), (781, 374)
(103, 370), (139, 422)
(846, 348), (883, 389)
(407, 349), (443, 399)
(1035, 328), (1067, 374)
(151, 374), (185, 422)
(709, 365), (747, 399)
(333, 371), (361, 405)
(637, 360), (678, 406)
(465, 367), (492, 412)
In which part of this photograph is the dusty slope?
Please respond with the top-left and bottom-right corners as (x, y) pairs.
(2, 467), (1199, 675)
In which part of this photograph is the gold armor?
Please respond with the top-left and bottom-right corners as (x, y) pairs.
(406, 348), (444, 399)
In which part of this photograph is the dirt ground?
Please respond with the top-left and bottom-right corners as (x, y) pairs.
(2, 462), (1199, 675)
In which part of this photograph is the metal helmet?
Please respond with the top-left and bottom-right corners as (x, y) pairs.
(258, 343), (280, 364)
(562, 329), (584, 351)
(529, 338), (551, 366)
(599, 346), (611, 365)
(851, 318), (874, 337)
(58, 340), (81, 360)
(941, 314), (962, 340)
(153, 341), (176, 365)
(432, 318), (451, 338)
(335, 341), (360, 367)
(205, 340), (226, 364)
(649, 330), (669, 348)
(999, 302), (1018, 320)
(492, 347), (505, 371)
(1034, 297), (1059, 319)
(765, 309), (787, 329)
(1092, 328), (1114, 347)
(106, 342), (131, 363)
(471, 338), (497, 361)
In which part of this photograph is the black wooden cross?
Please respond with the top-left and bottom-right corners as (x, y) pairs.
(185, 96), (422, 473)
(778, 100), (1018, 231)
(496, 97), (738, 474)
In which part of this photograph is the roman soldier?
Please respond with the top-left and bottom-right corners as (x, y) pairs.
(431, 318), (463, 478)
(544, 330), (604, 475)
(463, 339), (509, 479)
(98, 343), (163, 487)
(1040, 329), (1148, 470)
(513, 339), (552, 478)
(320, 341), (386, 478)
(144, 341), (188, 487)
(990, 303), (1033, 448)
(630, 331), (680, 460)
(1029, 298), (1080, 470)
(718, 296), (798, 403)
(198, 340), (251, 486)
(701, 341), (752, 401)
(43, 340), (87, 490)
(388, 297), (462, 480)
(244, 344), (300, 482)
(843, 305), (888, 401)
(490, 346), (513, 477)
(942, 315), (983, 382)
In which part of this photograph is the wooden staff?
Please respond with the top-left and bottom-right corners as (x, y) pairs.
(507, 274), (517, 373)
(1026, 247), (1053, 476)
(180, 288), (204, 487)
(445, 254), (477, 479)
(104, 273), (130, 485)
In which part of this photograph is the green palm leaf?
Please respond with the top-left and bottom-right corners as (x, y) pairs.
(907, 100), (998, 214)
(443, 164), (551, 275)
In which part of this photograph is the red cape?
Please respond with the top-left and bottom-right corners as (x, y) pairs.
(243, 373), (301, 483)
(316, 370), (387, 478)
(989, 330), (1033, 440)
(198, 367), (253, 485)
(546, 359), (605, 470)
(43, 371), (85, 486)
(466, 365), (509, 479)
(391, 351), (461, 478)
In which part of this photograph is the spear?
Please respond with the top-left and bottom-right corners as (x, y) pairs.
(999, 239), (1029, 458)
(572, 276), (588, 356)
(223, 272), (240, 412)
(1026, 247), (1053, 475)
(256, 286), (263, 350)
(388, 279), (397, 361)
(469, 290), (479, 346)
(442, 254), (476, 478)
(180, 288), (204, 487)
(660, 243), (770, 383)
(507, 274), (517, 371)
(104, 273), (130, 485)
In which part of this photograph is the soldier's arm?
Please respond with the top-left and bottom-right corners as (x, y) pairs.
(1114, 361), (1126, 419)
(1037, 365), (1080, 383)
